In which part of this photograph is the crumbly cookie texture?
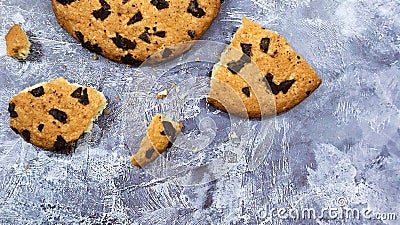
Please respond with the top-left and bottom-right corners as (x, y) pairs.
(9, 78), (107, 153)
(51, 0), (221, 66)
(131, 114), (182, 167)
(5, 24), (31, 60)
(208, 18), (322, 117)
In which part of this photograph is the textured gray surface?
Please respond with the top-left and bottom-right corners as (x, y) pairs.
(0, 0), (399, 224)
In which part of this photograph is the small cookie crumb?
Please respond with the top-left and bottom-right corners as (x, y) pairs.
(5, 24), (31, 60)
(103, 109), (110, 115)
(230, 132), (238, 139)
(93, 55), (99, 60)
(156, 90), (168, 99)
(193, 147), (200, 153)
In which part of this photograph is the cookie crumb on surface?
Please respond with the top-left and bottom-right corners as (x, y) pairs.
(156, 89), (168, 99)
(5, 24), (31, 60)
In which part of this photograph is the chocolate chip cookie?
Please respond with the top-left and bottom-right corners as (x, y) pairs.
(51, 0), (221, 66)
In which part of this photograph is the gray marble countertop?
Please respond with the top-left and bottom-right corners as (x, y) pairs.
(0, 0), (399, 224)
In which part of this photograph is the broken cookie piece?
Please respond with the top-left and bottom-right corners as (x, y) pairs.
(9, 78), (107, 153)
(5, 24), (31, 60)
(131, 114), (183, 167)
(208, 18), (322, 117)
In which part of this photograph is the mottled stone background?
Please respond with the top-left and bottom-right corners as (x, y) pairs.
(0, 0), (399, 224)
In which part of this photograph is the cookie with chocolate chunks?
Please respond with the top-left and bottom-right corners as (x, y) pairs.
(131, 114), (182, 167)
(51, 0), (221, 65)
(208, 18), (322, 116)
(8, 78), (107, 153)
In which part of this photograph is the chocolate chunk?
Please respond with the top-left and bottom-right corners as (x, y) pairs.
(53, 135), (70, 153)
(150, 0), (169, 10)
(260, 38), (270, 53)
(264, 73), (296, 95)
(82, 41), (103, 54)
(162, 48), (172, 58)
(306, 91), (311, 95)
(160, 131), (166, 135)
(79, 88), (90, 105)
(167, 141), (173, 148)
(11, 127), (19, 134)
(92, 8), (111, 21)
(162, 121), (176, 138)
(154, 31), (166, 38)
(145, 148), (156, 159)
(188, 30), (196, 39)
(122, 0), (128, 4)
(139, 32), (151, 44)
(8, 103), (18, 118)
(21, 130), (31, 142)
(242, 87), (251, 97)
(75, 31), (102, 54)
(55, 0), (76, 5)
(8, 102), (15, 112)
(99, 0), (111, 10)
(71, 87), (82, 98)
(29, 86), (45, 97)
(9, 111), (18, 118)
(187, 0), (206, 18)
(112, 33), (137, 50)
(49, 108), (68, 124)
(70, 87), (89, 105)
(38, 124), (44, 132)
(75, 31), (85, 43)
(227, 61), (245, 74)
(240, 43), (252, 57)
(92, 0), (111, 21)
(127, 11), (143, 25)
(227, 55), (251, 74)
(121, 54), (144, 67)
